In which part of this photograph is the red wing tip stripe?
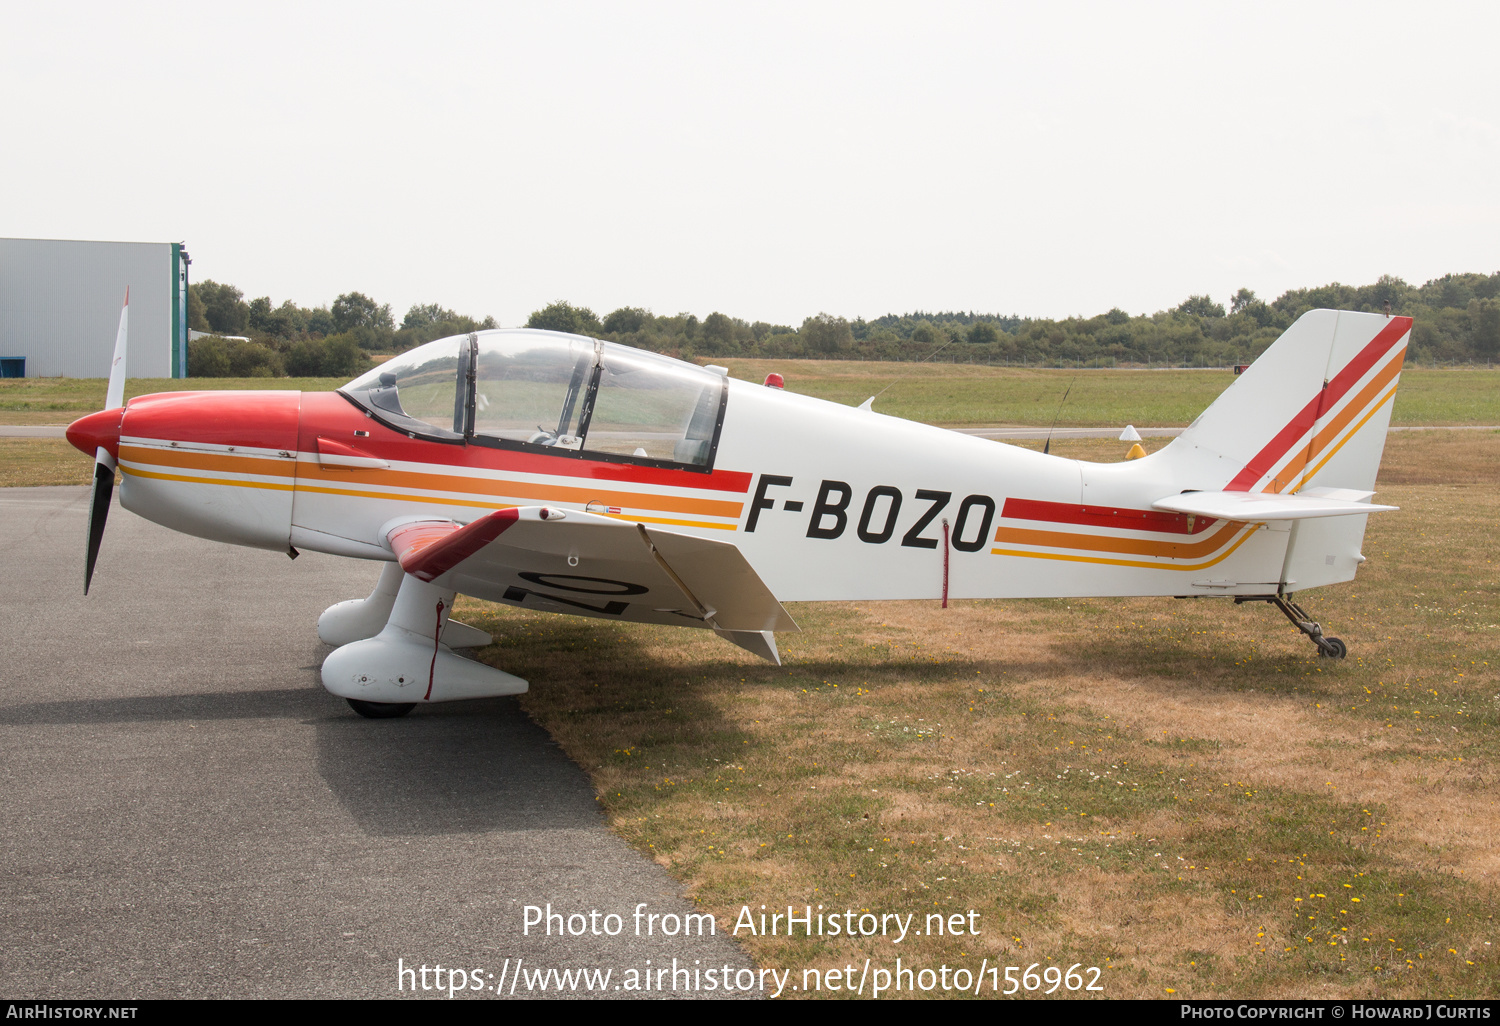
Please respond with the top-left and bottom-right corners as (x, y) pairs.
(392, 508), (520, 582)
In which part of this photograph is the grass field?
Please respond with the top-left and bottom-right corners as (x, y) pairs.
(449, 430), (1499, 999)
(5, 365), (1496, 998)
(713, 361), (1500, 428)
(0, 376), (349, 426)
(1, 363), (1497, 429)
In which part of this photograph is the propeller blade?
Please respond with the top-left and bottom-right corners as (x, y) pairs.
(105, 287), (129, 411)
(85, 451), (114, 595)
(84, 290), (129, 594)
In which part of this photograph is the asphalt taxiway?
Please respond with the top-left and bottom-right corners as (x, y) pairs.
(0, 487), (752, 999)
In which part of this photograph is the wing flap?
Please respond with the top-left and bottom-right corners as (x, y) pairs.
(386, 507), (796, 633)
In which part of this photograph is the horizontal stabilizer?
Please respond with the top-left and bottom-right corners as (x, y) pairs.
(1152, 489), (1395, 522)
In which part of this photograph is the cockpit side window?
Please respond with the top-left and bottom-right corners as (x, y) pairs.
(471, 334), (596, 449)
(344, 330), (728, 469)
(581, 348), (723, 466)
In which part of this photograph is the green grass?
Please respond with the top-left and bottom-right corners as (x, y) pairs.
(0, 376), (349, 424)
(716, 361), (1500, 428)
(1, 364), (1495, 427)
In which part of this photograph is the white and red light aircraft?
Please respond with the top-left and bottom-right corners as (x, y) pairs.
(68, 303), (1411, 718)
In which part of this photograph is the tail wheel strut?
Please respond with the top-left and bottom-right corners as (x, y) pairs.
(1236, 595), (1347, 658)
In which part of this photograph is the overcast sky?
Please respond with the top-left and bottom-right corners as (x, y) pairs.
(3, 1), (1496, 327)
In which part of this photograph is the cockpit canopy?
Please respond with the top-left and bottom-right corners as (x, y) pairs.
(339, 330), (727, 470)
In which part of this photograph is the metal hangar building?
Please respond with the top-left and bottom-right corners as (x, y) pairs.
(0, 237), (189, 378)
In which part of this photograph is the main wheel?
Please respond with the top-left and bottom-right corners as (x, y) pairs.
(347, 699), (416, 719)
(1318, 637), (1347, 659)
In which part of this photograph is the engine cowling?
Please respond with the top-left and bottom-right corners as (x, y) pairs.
(112, 391), (301, 552)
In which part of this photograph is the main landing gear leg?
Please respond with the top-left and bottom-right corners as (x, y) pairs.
(319, 561), (494, 649)
(320, 571), (528, 717)
(1236, 594), (1347, 658)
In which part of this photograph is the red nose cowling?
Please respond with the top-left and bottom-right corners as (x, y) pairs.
(67, 408), (124, 462)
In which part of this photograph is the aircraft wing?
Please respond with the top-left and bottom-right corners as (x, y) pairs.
(1151, 487), (1396, 522)
(385, 506), (798, 637)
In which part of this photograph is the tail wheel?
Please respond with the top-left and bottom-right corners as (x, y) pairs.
(1242, 595), (1352, 660)
(1318, 637), (1347, 659)
(347, 699), (416, 719)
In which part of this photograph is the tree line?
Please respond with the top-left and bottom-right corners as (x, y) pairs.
(528, 272), (1499, 367)
(187, 284), (494, 377)
(185, 271), (1500, 377)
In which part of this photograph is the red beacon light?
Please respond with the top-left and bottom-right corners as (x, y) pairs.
(763, 373), (785, 389)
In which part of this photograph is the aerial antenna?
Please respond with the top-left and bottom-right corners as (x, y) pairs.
(1041, 375), (1076, 455)
(863, 332), (964, 408)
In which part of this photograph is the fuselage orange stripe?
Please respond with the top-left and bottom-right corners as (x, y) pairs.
(120, 444), (295, 478)
(119, 465), (740, 531)
(120, 444), (745, 518)
(293, 463), (745, 518)
(991, 525), (1257, 571)
(992, 518), (1243, 559)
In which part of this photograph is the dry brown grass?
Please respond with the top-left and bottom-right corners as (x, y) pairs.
(1378, 430), (1500, 486)
(456, 430), (1500, 999)
(0, 438), (98, 487)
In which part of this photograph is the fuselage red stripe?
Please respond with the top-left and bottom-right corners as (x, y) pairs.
(1000, 497), (1214, 536)
(1225, 316), (1411, 492)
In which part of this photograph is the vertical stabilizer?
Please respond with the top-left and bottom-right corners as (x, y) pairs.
(1155, 309), (1411, 591)
(1162, 310), (1411, 497)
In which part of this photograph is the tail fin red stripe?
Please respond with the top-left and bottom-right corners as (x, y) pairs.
(1225, 316), (1411, 492)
